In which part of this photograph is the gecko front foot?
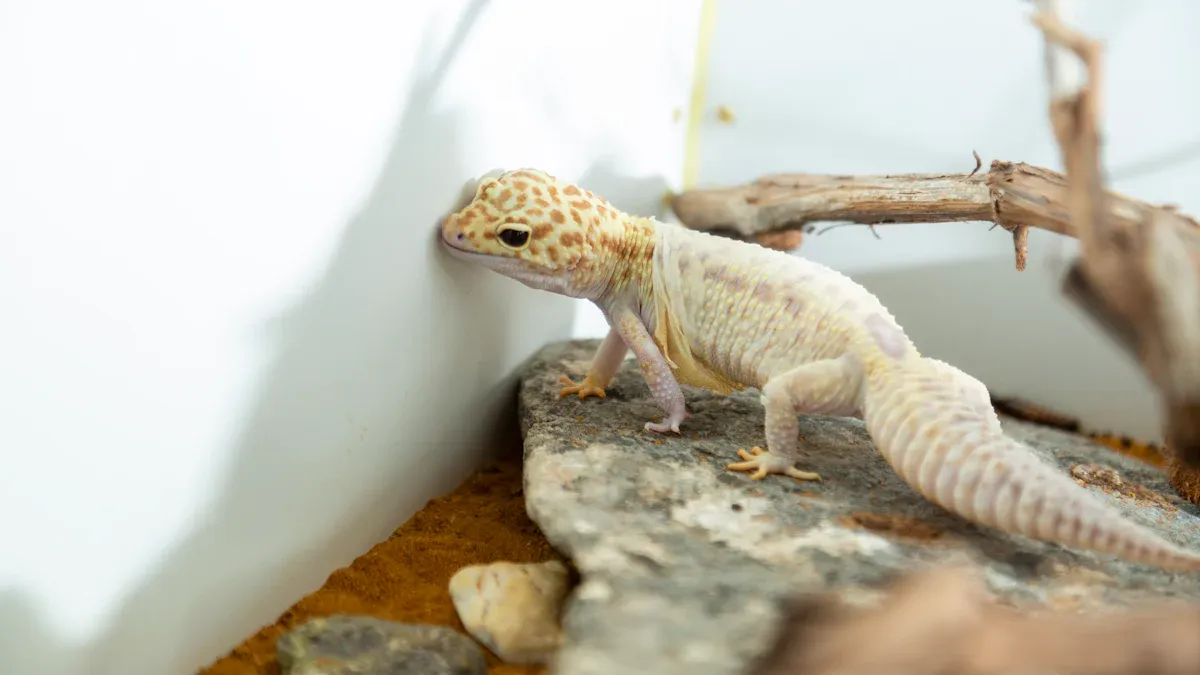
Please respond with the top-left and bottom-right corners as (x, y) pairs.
(558, 374), (607, 400)
(727, 446), (822, 482)
(644, 408), (689, 434)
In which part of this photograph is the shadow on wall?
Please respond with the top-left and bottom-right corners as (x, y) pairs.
(574, 157), (672, 223)
(0, 589), (88, 675)
(1, 1), (543, 673)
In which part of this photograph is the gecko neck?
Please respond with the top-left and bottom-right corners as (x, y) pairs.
(576, 214), (657, 312)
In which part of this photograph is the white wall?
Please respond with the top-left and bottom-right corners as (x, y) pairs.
(674, 0), (1200, 440)
(0, 2), (701, 674)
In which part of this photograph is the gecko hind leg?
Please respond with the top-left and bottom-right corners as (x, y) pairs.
(727, 356), (864, 483)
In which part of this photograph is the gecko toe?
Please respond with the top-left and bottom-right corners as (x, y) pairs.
(557, 374), (607, 400)
(644, 420), (681, 434)
(645, 408), (688, 434)
(728, 447), (822, 483)
(785, 467), (823, 482)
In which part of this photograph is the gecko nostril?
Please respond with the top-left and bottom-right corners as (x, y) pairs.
(456, 233), (465, 241)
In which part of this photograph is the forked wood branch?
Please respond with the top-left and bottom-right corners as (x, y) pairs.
(669, 10), (1200, 469)
(1033, 4), (1200, 470)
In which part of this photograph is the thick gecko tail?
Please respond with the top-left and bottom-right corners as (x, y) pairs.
(861, 359), (1200, 573)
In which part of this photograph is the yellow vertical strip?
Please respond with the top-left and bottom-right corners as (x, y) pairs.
(682, 0), (718, 191)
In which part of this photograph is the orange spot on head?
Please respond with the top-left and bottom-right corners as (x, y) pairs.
(513, 180), (530, 191)
(560, 232), (582, 247)
(547, 245), (559, 262)
(551, 210), (566, 225)
(532, 186), (543, 197)
(571, 210), (583, 225)
(498, 188), (512, 204)
(532, 223), (553, 238)
(535, 198), (550, 208)
(564, 185), (580, 196)
(570, 200), (590, 211)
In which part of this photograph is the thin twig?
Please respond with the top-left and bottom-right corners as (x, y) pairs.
(968, 150), (983, 178)
(1012, 225), (1030, 271)
(815, 222), (882, 239)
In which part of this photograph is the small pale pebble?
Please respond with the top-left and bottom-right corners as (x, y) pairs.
(448, 560), (570, 665)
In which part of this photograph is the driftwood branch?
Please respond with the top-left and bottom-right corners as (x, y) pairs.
(744, 564), (1200, 675)
(669, 162), (1196, 272)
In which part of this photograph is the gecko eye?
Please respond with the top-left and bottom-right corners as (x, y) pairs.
(497, 226), (530, 249)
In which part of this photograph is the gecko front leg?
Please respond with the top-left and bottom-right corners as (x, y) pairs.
(606, 307), (689, 434)
(728, 355), (865, 482)
(559, 326), (628, 400)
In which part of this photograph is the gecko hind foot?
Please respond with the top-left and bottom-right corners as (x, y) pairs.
(727, 446), (822, 482)
(558, 374), (607, 400)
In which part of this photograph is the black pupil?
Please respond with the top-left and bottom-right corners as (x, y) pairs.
(499, 228), (529, 247)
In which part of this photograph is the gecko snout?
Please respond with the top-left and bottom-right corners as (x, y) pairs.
(438, 213), (461, 240)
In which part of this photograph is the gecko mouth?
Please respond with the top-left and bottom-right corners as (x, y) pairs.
(438, 235), (488, 260)
(438, 236), (525, 271)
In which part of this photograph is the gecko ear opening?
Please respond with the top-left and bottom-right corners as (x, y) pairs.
(497, 223), (532, 250)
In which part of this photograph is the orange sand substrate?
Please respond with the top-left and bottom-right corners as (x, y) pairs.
(200, 448), (563, 675)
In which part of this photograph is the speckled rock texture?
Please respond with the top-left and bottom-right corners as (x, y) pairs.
(519, 339), (1200, 675)
(276, 616), (486, 675)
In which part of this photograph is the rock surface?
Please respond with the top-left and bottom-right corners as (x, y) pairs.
(276, 616), (486, 675)
(449, 560), (570, 665)
(519, 339), (1200, 675)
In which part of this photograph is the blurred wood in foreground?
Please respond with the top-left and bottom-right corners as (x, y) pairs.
(745, 564), (1200, 675)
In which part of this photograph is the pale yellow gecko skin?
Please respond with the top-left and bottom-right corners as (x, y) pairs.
(439, 168), (1200, 573)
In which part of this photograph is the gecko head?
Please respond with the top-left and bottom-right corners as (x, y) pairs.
(438, 168), (621, 297)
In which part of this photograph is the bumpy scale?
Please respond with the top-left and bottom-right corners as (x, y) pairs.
(438, 168), (1200, 573)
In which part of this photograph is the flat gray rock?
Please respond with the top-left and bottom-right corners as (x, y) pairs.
(276, 616), (486, 675)
(519, 339), (1200, 675)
